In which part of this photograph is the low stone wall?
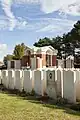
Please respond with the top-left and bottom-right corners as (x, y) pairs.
(0, 68), (80, 104)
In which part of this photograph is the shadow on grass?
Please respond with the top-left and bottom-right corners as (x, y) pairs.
(0, 84), (80, 117)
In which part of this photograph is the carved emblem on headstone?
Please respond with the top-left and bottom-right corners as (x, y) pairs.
(49, 73), (52, 79)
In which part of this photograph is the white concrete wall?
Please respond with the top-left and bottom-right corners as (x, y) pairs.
(23, 70), (32, 93)
(15, 60), (21, 69)
(66, 59), (74, 68)
(15, 70), (23, 92)
(7, 60), (21, 69)
(31, 57), (36, 70)
(66, 59), (71, 68)
(8, 70), (15, 89)
(57, 59), (64, 68)
(63, 70), (76, 103)
(34, 70), (44, 95)
(7, 61), (11, 69)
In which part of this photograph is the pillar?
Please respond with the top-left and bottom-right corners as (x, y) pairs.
(52, 55), (57, 66)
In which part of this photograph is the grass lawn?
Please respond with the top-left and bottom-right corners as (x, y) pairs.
(0, 91), (80, 120)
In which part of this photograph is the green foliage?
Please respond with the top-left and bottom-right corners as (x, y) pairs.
(30, 89), (35, 96)
(3, 20), (80, 61)
(3, 54), (13, 66)
(34, 20), (80, 58)
(13, 43), (25, 60)
(3, 43), (26, 65)
(34, 37), (53, 47)
(0, 91), (80, 120)
(70, 103), (80, 111)
(4, 54), (13, 60)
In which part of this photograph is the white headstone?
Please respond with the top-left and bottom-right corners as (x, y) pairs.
(15, 70), (23, 92)
(57, 69), (63, 98)
(75, 70), (80, 100)
(23, 70), (32, 93)
(63, 70), (76, 103)
(8, 70), (15, 89)
(42, 70), (47, 95)
(0, 70), (2, 84)
(2, 70), (8, 88)
(46, 69), (57, 99)
(34, 70), (43, 95)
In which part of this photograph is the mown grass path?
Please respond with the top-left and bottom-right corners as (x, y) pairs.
(0, 91), (80, 120)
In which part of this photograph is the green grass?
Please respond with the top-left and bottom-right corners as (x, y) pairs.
(0, 91), (80, 120)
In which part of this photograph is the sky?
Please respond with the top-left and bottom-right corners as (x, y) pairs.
(0, 0), (80, 61)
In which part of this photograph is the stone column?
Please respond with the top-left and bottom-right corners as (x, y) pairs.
(42, 54), (46, 67)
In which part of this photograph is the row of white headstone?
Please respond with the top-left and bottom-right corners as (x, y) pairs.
(1, 68), (80, 103)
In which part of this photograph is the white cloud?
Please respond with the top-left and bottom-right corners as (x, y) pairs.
(13, 0), (80, 16)
(0, 0), (28, 31)
(0, 44), (7, 51)
(13, 0), (39, 4)
(15, 17), (75, 36)
(16, 20), (28, 29)
(59, 1), (80, 16)
(0, 43), (7, 61)
(0, 15), (76, 35)
(1, 0), (17, 31)
(39, 0), (80, 16)
(0, 15), (28, 31)
(0, 0), (78, 31)
(35, 18), (76, 34)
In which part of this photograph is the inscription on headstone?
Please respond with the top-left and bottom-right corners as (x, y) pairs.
(47, 71), (55, 86)
(49, 73), (52, 79)
(46, 70), (57, 99)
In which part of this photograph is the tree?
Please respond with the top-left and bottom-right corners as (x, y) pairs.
(13, 43), (25, 60)
(66, 21), (80, 43)
(34, 36), (63, 58)
(33, 37), (53, 47)
(3, 54), (13, 66)
(33, 20), (80, 58)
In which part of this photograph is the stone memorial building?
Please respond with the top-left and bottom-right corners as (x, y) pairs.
(7, 46), (58, 69)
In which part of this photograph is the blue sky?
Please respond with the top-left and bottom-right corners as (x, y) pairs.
(0, 0), (80, 61)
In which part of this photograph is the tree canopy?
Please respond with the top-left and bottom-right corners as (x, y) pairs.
(3, 43), (26, 66)
(13, 43), (25, 60)
(3, 54), (13, 66)
(3, 20), (80, 65)
(34, 21), (80, 58)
